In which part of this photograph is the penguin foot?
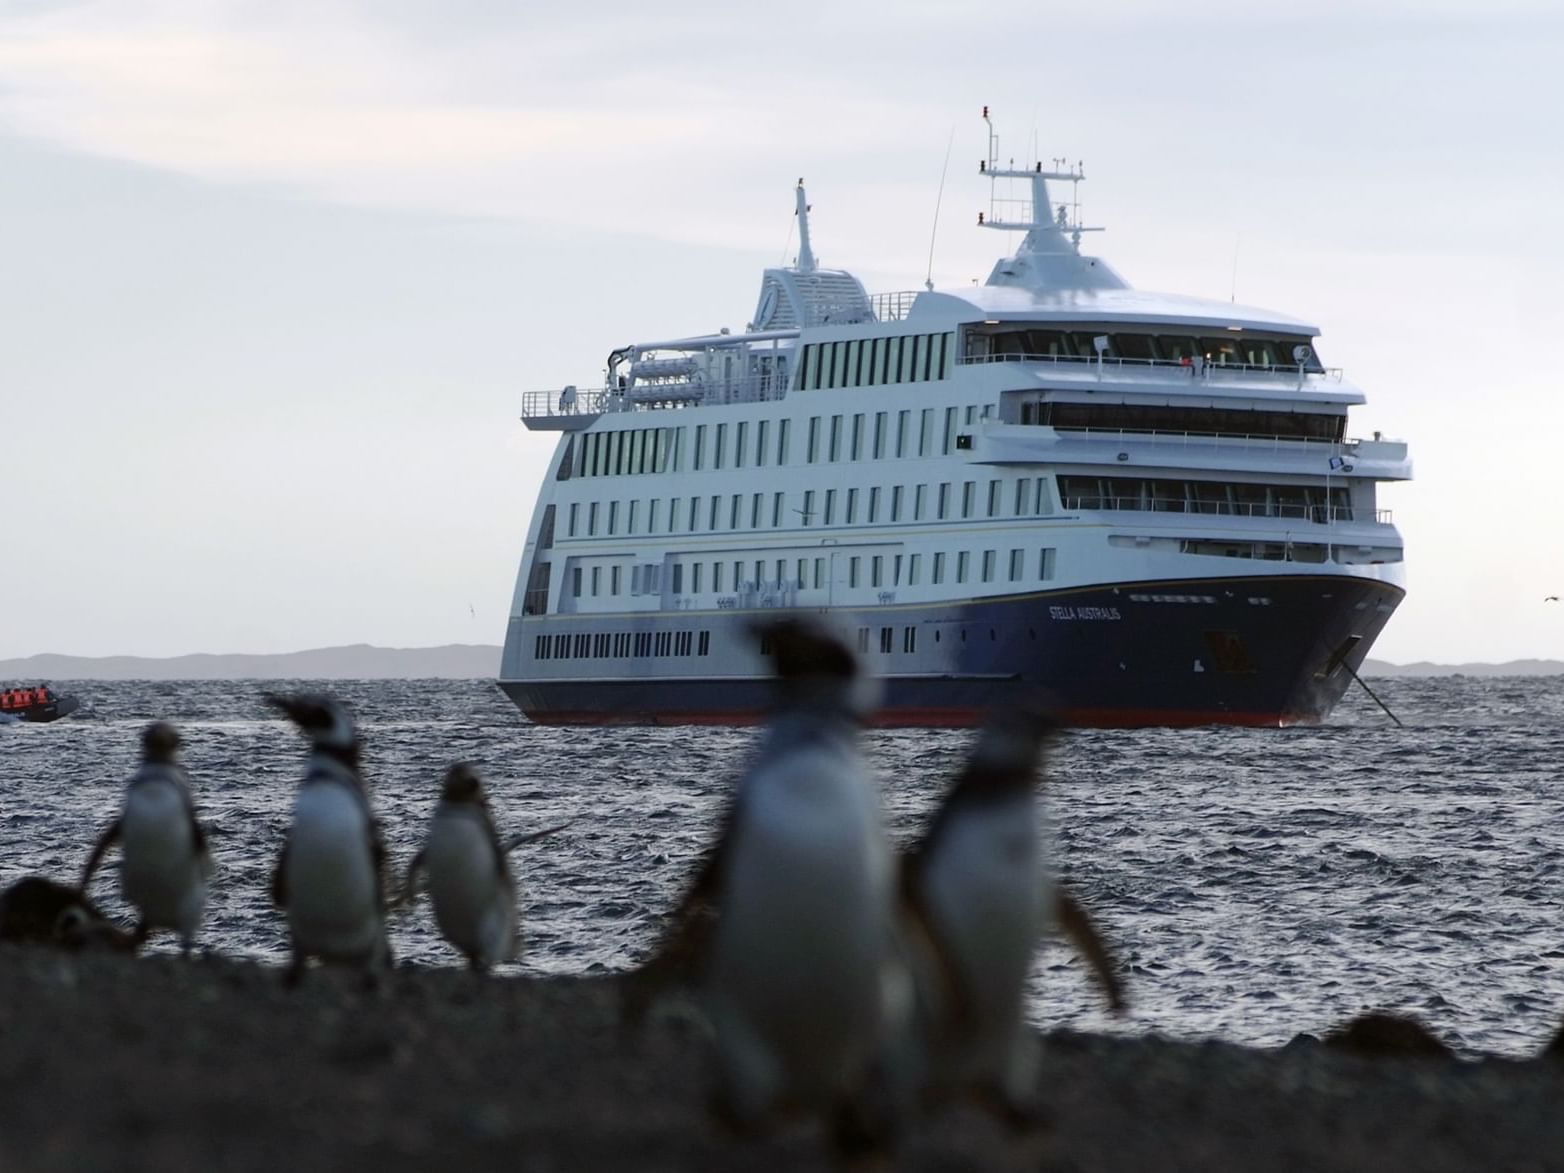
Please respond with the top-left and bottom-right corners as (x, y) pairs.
(972, 1084), (1052, 1135)
(830, 1095), (899, 1167)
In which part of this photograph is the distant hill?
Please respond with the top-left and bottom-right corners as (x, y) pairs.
(2, 644), (1559, 681)
(0, 644), (501, 681)
(1362, 658), (1564, 677)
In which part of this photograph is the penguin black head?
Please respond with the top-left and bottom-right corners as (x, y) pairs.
(441, 763), (485, 804)
(751, 616), (881, 719)
(265, 693), (359, 763)
(141, 721), (181, 764)
(966, 697), (1062, 784)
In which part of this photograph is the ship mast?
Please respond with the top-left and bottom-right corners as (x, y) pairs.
(794, 178), (817, 273)
(977, 105), (1103, 255)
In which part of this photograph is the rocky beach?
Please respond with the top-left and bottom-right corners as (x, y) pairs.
(2, 947), (1561, 1172)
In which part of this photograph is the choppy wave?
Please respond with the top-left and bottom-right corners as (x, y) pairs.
(2, 675), (1560, 1056)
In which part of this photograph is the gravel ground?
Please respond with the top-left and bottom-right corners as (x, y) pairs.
(2, 947), (1562, 1172)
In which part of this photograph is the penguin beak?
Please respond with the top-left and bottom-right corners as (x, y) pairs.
(265, 693), (327, 728)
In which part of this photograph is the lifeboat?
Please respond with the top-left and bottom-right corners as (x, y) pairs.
(0, 684), (80, 724)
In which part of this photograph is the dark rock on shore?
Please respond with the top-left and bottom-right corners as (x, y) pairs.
(2, 948), (1562, 1172)
(1322, 1011), (1456, 1059)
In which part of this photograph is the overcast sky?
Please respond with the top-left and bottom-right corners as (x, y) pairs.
(2, 1), (1560, 663)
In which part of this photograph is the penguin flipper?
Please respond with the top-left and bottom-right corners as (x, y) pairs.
(369, 817), (392, 915)
(621, 825), (729, 1027)
(503, 820), (576, 852)
(392, 850), (426, 913)
(271, 842), (290, 909)
(897, 852), (979, 1030)
(1054, 886), (1127, 1013)
(80, 820), (123, 890)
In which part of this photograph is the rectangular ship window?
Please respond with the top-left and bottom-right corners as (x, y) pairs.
(982, 550), (996, 582)
(956, 552), (970, 583)
(879, 626), (893, 653)
(932, 552), (945, 584)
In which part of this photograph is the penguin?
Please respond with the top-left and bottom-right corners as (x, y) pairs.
(899, 702), (1125, 1126)
(267, 693), (392, 987)
(629, 617), (904, 1154)
(80, 721), (213, 956)
(0, 875), (137, 951)
(398, 763), (570, 974)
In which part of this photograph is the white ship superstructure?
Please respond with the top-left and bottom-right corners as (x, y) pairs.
(499, 114), (1409, 726)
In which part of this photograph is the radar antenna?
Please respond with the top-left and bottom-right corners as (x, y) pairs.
(977, 105), (1104, 253)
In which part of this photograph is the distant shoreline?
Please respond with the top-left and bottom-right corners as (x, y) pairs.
(1, 643), (1561, 681)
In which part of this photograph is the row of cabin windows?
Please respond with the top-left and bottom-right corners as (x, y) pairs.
(560, 401), (992, 481)
(1058, 476), (1354, 520)
(798, 332), (954, 391)
(564, 472), (1050, 539)
(1020, 401), (1346, 443)
(570, 547), (1058, 600)
(855, 626), (921, 655)
(965, 326), (1325, 373)
(534, 629), (711, 661)
(572, 427), (680, 479)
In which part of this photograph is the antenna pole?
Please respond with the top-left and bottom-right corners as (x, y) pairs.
(925, 126), (956, 291)
(794, 179), (816, 273)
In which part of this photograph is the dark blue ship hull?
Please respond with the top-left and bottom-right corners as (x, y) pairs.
(498, 574), (1402, 728)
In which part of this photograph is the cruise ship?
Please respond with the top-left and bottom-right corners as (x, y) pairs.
(499, 115), (1410, 727)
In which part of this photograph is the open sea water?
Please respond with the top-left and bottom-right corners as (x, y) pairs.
(3, 676), (1561, 1057)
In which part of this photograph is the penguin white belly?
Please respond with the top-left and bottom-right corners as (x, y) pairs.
(425, 816), (515, 965)
(712, 746), (892, 1104)
(120, 784), (205, 933)
(922, 799), (1047, 1037)
(286, 784), (382, 961)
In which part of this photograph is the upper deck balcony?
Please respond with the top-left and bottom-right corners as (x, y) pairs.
(521, 373), (787, 430)
(962, 348), (1343, 394)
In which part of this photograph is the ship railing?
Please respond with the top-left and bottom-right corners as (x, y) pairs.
(870, 290), (920, 322)
(522, 374), (791, 420)
(965, 351), (1343, 381)
(1046, 426), (1351, 452)
(1060, 495), (1392, 524)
